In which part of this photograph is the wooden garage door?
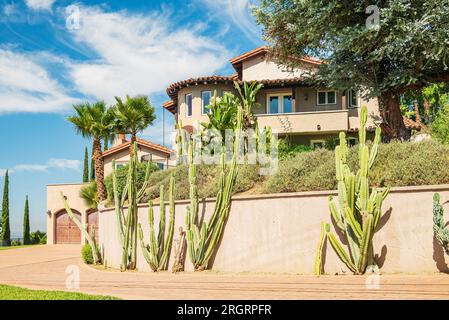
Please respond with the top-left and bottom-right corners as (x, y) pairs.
(55, 210), (81, 244)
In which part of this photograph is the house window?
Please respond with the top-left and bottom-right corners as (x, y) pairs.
(202, 91), (212, 114)
(317, 90), (337, 106)
(348, 90), (358, 108)
(156, 162), (165, 170)
(311, 140), (325, 149)
(115, 161), (127, 169)
(186, 93), (193, 117)
(267, 94), (293, 114)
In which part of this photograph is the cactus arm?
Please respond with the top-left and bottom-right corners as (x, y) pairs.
(138, 224), (157, 272)
(112, 160), (125, 249)
(160, 176), (176, 271)
(344, 207), (362, 241)
(329, 197), (344, 231)
(314, 222), (328, 275)
(359, 214), (375, 272)
(60, 192), (100, 264)
(326, 230), (357, 273)
(157, 185), (166, 259)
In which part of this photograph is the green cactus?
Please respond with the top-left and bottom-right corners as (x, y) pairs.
(433, 193), (449, 255)
(60, 192), (101, 264)
(315, 106), (389, 275)
(185, 98), (244, 271)
(138, 175), (176, 272)
(111, 142), (153, 271)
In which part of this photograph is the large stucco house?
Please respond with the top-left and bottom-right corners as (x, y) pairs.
(163, 46), (420, 148)
(46, 136), (174, 245)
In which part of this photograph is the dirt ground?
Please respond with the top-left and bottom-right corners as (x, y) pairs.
(0, 245), (448, 300)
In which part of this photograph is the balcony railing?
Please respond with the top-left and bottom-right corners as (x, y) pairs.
(256, 110), (349, 134)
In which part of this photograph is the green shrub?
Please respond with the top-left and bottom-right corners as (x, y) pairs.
(103, 139), (449, 204)
(105, 161), (159, 203)
(278, 139), (312, 159)
(81, 244), (94, 264)
(30, 230), (46, 245)
(141, 162), (264, 202)
(264, 139), (449, 193)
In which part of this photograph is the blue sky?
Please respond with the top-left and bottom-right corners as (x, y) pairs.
(0, 0), (263, 236)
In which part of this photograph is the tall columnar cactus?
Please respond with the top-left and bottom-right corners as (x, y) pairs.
(138, 176), (176, 272)
(433, 193), (449, 255)
(186, 104), (243, 271)
(315, 106), (389, 275)
(112, 142), (153, 271)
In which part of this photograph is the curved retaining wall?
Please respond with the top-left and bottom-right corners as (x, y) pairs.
(99, 185), (449, 274)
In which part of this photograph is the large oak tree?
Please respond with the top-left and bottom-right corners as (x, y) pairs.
(254, 0), (449, 140)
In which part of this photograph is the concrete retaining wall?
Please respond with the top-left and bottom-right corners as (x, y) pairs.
(99, 185), (449, 274)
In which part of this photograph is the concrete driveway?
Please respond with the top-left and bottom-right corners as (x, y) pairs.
(1, 245), (449, 299)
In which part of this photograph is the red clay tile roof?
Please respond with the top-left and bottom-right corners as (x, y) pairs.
(101, 137), (173, 158)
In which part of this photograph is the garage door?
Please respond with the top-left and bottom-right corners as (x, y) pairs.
(55, 210), (81, 244)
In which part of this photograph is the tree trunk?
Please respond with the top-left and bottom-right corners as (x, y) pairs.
(378, 91), (410, 141)
(423, 99), (430, 124)
(413, 99), (421, 124)
(93, 138), (107, 202)
(130, 133), (137, 157)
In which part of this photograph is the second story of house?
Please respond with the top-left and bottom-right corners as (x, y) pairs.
(101, 134), (175, 176)
(163, 47), (419, 142)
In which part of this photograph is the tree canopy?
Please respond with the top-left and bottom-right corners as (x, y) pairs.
(254, 0), (449, 140)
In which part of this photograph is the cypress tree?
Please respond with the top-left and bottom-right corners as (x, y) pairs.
(83, 147), (89, 183)
(90, 143), (95, 181)
(1, 171), (10, 246)
(23, 195), (30, 245)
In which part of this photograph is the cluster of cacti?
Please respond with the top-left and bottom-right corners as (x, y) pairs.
(433, 193), (449, 255)
(60, 192), (101, 264)
(112, 142), (153, 271)
(185, 104), (243, 271)
(138, 176), (176, 272)
(314, 106), (389, 275)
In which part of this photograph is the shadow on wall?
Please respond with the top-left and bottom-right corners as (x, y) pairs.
(433, 233), (449, 274)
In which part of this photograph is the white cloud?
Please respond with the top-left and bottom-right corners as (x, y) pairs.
(0, 49), (79, 113)
(3, 3), (16, 16)
(67, 5), (230, 103)
(25, 0), (55, 11)
(0, 169), (8, 177)
(13, 158), (81, 173)
(199, 0), (261, 44)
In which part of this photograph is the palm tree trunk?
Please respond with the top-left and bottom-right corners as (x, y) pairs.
(129, 133), (137, 157)
(93, 138), (107, 201)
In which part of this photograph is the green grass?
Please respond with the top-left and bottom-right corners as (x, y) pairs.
(0, 284), (120, 300)
(0, 245), (43, 251)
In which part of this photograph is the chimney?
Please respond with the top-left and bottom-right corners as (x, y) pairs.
(113, 133), (127, 147)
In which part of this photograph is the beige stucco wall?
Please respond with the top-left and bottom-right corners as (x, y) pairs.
(257, 110), (349, 135)
(99, 184), (449, 274)
(242, 55), (316, 81)
(177, 84), (237, 129)
(104, 146), (171, 177)
(46, 183), (90, 245)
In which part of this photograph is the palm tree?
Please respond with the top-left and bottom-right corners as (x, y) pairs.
(113, 95), (156, 155)
(67, 101), (115, 202)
